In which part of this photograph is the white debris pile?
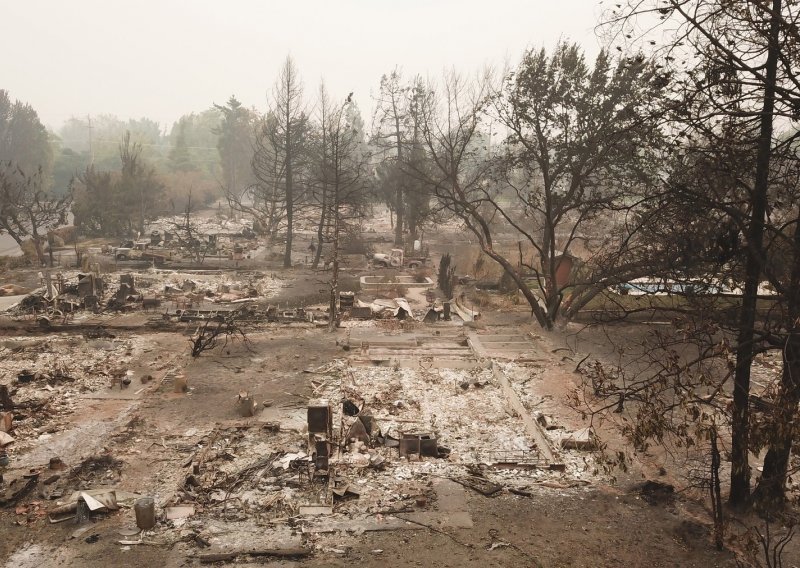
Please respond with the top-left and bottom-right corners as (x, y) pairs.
(324, 463), (434, 515)
(146, 214), (252, 236)
(0, 335), (149, 450)
(495, 362), (551, 415)
(751, 351), (782, 393)
(494, 361), (613, 482)
(343, 366), (534, 461)
(339, 319), (378, 329)
(128, 270), (284, 300)
(0, 335), (142, 389)
(175, 429), (325, 521)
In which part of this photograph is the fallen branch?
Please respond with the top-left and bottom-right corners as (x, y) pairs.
(0, 475), (38, 507)
(574, 354), (590, 373)
(394, 515), (474, 549)
(448, 476), (503, 497)
(195, 548), (311, 563)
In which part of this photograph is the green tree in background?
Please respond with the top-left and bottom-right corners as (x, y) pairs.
(0, 90), (53, 182)
(72, 131), (164, 236)
(167, 108), (222, 179)
(118, 132), (164, 234)
(213, 96), (255, 196)
(58, 114), (165, 172)
(168, 117), (195, 173)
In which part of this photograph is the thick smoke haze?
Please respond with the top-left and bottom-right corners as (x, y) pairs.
(1, 0), (601, 129)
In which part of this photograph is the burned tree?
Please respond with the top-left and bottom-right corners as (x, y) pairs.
(372, 71), (434, 245)
(489, 44), (667, 327)
(603, 0), (800, 509)
(117, 132), (164, 235)
(273, 56), (307, 268)
(72, 132), (164, 238)
(234, 111), (288, 241)
(0, 163), (71, 265)
(438, 253), (456, 299)
(372, 69), (407, 245)
(413, 53), (666, 330)
(307, 83), (333, 270)
(312, 91), (370, 330)
(189, 313), (251, 358)
(571, 125), (800, 516)
(168, 190), (212, 264)
(231, 58), (309, 267)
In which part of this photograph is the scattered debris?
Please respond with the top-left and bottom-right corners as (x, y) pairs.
(449, 475), (503, 497)
(195, 548), (311, 564)
(0, 474), (38, 507)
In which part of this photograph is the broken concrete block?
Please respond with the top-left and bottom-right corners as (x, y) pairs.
(236, 392), (257, 417)
(560, 428), (595, 450)
(174, 375), (189, 393)
(399, 436), (421, 457)
(0, 431), (14, 447)
(142, 297), (161, 310)
(419, 436), (438, 457)
(0, 412), (12, 433)
(347, 419), (370, 445)
(165, 505), (195, 520)
(120, 274), (136, 291)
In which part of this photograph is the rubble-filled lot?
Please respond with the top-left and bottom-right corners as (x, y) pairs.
(5, 269), (288, 321)
(0, 316), (611, 563)
(126, 270), (285, 302)
(0, 334), (161, 453)
(0, 268), (787, 567)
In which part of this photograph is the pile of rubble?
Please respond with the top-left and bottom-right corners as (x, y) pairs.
(0, 334), (161, 453)
(43, 350), (603, 561)
(3, 270), (285, 321)
(146, 214), (253, 238)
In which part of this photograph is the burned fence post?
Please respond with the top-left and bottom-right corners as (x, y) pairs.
(0, 386), (12, 411)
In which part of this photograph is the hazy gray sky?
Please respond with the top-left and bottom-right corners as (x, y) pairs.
(2, 0), (603, 131)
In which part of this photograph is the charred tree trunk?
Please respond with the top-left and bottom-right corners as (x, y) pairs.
(729, 0), (781, 508)
(313, 199), (326, 269)
(482, 245), (551, 329)
(393, 100), (404, 247)
(314, 117), (329, 270)
(32, 236), (46, 266)
(328, 179), (341, 332)
(710, 427), (724, 551)
(752, 208), (800, 511)
(284, 155), (294, 268)
(394, 185), (404, 247)
(753, 339), (800, 511)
